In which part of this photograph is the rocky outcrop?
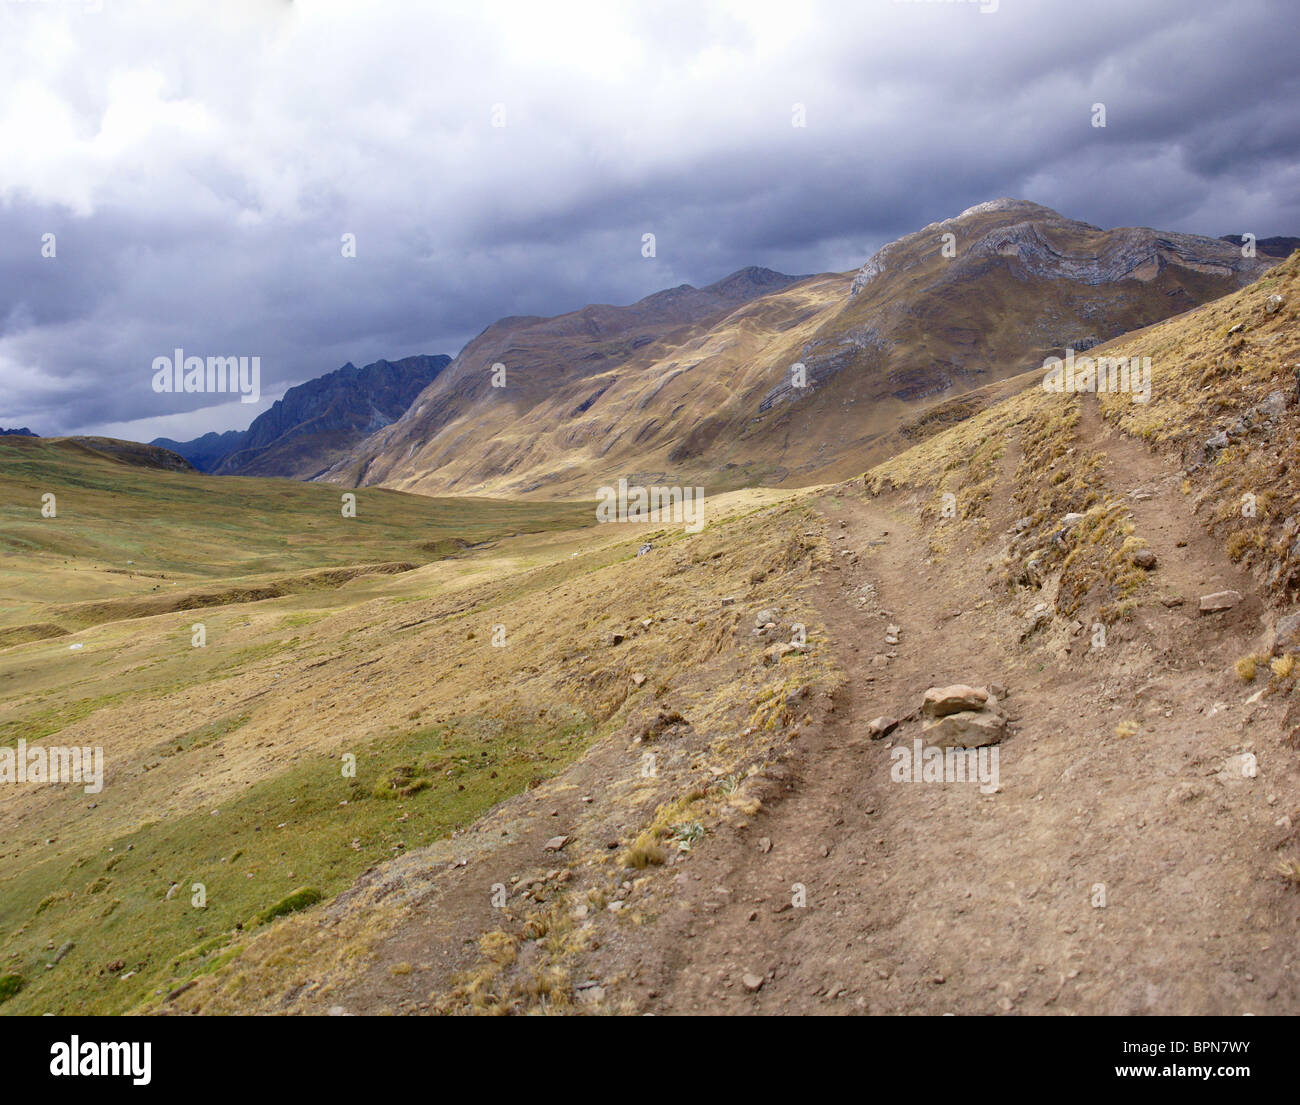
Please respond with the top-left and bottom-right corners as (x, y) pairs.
(852, 199), (1271, 295)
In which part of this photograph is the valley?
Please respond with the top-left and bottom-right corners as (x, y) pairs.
(2, 243), (1297, 1017)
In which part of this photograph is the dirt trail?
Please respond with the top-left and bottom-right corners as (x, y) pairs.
(226, 398), (1300, 1016)
(639, 397), (1299, 1014)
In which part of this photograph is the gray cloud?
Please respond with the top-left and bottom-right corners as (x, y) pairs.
(0, 0), (1296, 438)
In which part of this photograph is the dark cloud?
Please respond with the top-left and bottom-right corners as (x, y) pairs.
(0, 0), (1296, 438)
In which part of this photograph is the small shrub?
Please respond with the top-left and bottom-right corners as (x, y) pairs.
(621, 832), (665, 869)
(0, 973), (24, 1004)
(254, 886), (322, 926)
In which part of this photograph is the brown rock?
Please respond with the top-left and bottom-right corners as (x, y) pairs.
(1199, 590), (1242, 613)
(867, 716), (900, 740)
(1131, 548), (1158, 570)
(922, 684), (990, 717)
(1274, 611), (1300, 654)
(921, 710), (1006, 748)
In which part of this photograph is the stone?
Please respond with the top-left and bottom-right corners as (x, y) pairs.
(921, 710), (1006, 748)
(1198, 590), (1242, 613)
(922, 685), (990, 717)
(1131, 547), (1158, 570)
(1216, 753), (1257, 786)
(631, 672), (647, 686)
(742, 972), (765, 993)
(1020, 606), (1052, 640)
(1274, 611), (1300, 654)
(637, 543), (653, 556)
(867, 716), (900, 740)
(1205, 431), (1230, 451)
(543, 836), (569, 851)
(1265, 294), (1286, 314)
(1260, 390), (1287, 419)
(755, 608), (780, 627)
(763, 642), (799, 665)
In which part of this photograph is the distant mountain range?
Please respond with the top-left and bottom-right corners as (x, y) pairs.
(150, 428), (245, 472)
(153, 354), (450, 479)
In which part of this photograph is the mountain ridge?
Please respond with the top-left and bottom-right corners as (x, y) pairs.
(325, 199), (1279, 499)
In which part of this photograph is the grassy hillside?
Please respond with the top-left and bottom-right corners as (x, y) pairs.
(0, 434), (809, 1014)
(864, 250), (1300, 622)
(0, 435), (592, 639)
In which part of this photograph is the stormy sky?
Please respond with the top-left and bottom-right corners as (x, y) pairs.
(1, 0), (1297, 440)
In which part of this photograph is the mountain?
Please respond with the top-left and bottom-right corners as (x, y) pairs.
(319, 267), (814, 492)
(325, 200), (1279, 499)
(152, 354), (451, 479)
(151, 429), (246, 472)
(1, 427), (37, 436)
